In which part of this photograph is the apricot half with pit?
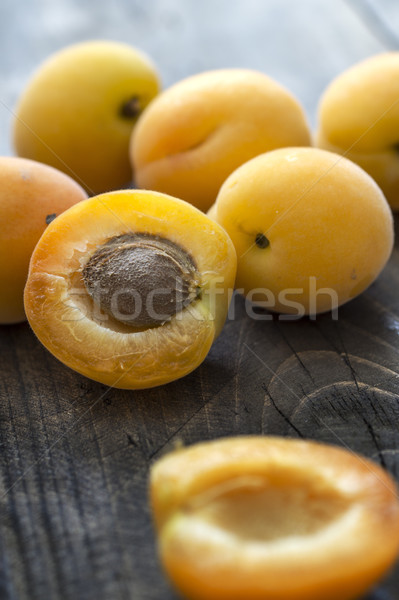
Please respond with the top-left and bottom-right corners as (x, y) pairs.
(212, 146), (393, 316)
(150, 436), (399, 600)
(24, 190), (236, 389)
(0, 156), (87, 324)
(315, 52), (399, 210)
(130, 69), (311, 212)
(13, 40), (160, 195)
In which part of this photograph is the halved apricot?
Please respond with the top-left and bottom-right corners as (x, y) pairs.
(150, 436), (399, 600)
(24, 190), (236, 389)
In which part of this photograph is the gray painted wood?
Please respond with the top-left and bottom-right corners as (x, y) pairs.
(1, 1), (399, 599)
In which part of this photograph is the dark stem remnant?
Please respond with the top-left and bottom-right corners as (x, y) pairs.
(83, 233), (201, 328)
(255, 233), (270, 249)
(119, 96), (142, 119)
(45, 213), (57, 225)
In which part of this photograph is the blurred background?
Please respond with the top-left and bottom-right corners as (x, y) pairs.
(1, 0), (397, 158)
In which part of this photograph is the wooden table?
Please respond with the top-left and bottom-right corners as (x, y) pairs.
(1, 1), (399, 598)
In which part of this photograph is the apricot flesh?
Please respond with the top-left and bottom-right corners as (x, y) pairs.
(131, 69), (311, 212)
(24, 190), (236, 389)
(150, 436), (399, 600)
(13, 40), (160, 195)
(0, 157), (87, 324)
(315, 52), (399, 210)
(212, 147), (394, 315)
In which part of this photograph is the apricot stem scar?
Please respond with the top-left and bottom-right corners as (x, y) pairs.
(119, 96), (141, 118)
(255, 233), (270, 249)
(45, 213), (57, 225)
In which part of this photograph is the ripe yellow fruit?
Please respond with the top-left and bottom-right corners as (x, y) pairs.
(13, 40), (160, 195)
(131, 69), (311, 212)
(212, 147), (393, 316)
(0, 157), (87, 324)
(316, 52), (399, 210)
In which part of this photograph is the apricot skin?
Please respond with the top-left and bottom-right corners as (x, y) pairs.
(212, 146), (394, 315)
(13, 40), (160, 195)
(315, 52), (399, 210)
(0, 157), (87, 324)
(150, 436), (399, 600)
(24, 190), (236, 389)
(131, 69), (311, 212)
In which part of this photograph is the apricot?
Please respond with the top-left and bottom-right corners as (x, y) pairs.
(24, 190), (236, 389)
(315, 52), (399, 210)
(206, 202), (218, 221)
(0, 157), (87, 324)
(130, 69), (311, 212)
(13, 40), (160, 195)
(150, 436), (399, 600)
(212, 147), (393, 316)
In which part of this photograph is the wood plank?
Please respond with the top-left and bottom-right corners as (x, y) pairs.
(2, 234), (399, 600)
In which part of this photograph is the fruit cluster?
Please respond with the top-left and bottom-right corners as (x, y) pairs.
(3, 42), (396, 384)
(2, 40), (399, 600)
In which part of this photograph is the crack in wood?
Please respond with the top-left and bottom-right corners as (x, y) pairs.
(361, 414), (388, 470)
(276, 322), (317, 385)
(262, 384), (305, 439)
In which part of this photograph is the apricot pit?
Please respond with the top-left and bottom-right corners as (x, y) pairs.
(82, 233), (201, 327)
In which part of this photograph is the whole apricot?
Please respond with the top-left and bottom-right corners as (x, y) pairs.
(212, 147), (393, 316)
(315, 52), (399, 210)
(0, 157), (87, 324)
(150, 436), (399, 600)
(130, 69), (311, 212)
(24, 190), (236, 389)
(13, 40), (160, 195)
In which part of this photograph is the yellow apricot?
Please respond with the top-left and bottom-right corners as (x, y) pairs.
(213, 147), (393, 316)
(150, 436), (399, 600)
(131, 69), (311, 212)
(0, 157), (87, 324)
(315, 52), (399, 210)
(24, 190), (236, 389)
(13, 40), (160, 195)
(206, 203), (218, 221)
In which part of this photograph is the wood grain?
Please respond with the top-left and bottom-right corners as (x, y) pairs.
(1, 1), (399, 599)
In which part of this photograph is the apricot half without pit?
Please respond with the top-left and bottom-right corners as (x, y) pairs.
(24, 190), (236, 389)
(150, 436), (399, 600)
(130, 69), (311, 212)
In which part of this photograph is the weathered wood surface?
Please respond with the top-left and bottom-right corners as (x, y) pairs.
(1, 1), (399, 599)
